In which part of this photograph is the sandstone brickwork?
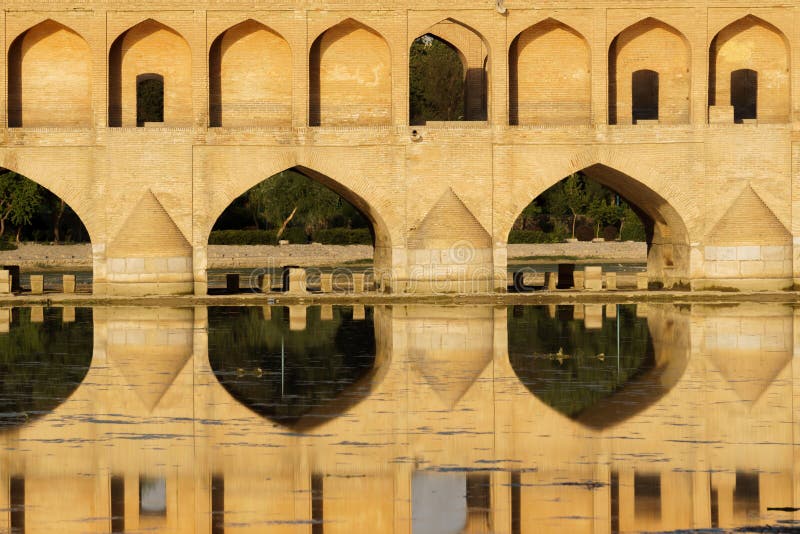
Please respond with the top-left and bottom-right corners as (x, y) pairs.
(0, 2), (796, 294)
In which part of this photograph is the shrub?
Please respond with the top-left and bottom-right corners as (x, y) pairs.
(208, 229), (277, 245)
(620, 215), (647, 242)
(508, 229), (564, 244)
(313, 228), (373, 245)
(281, 227), (309, 244)
(0, 239), (16, 251)
(575, 224), (594, 242)
(602, 225), (619, 241)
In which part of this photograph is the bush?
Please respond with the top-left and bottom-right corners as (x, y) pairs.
(209, 229), (277, 245)
(602, 225), (619, 241)
(0, 239), (16, 251)
(620, 215), (647, 242)
(281, 227), (309, 244)
(313, 228), (373, 245)
(575, 225), (595, 242)
(508, 229), (564, 244)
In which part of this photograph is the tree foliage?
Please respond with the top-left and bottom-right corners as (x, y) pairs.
(0, 171), (41, 240)
(409, 35), (465, 124)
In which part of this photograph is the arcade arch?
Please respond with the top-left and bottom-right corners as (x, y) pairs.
(108, 19), (192, 127)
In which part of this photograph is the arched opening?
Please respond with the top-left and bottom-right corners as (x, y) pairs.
(708, 16), (789, 124)
(507, 303), (688, 429)
(207, 166), (387, 293)
(207, 305), (378, 430)
(209, 20), (292, 127)
(309, 19), (391, 127)
(8, 20), (91, 127)
(609, 18), (690, 125)
(0, 307), (92, 429)
(108, 19), (192, 127)
(506, 164), (690, 289)
(509, 19), (590, 126)
(632, 69), (659, 122)
(731, 69), (757, 122)
(136, 73), (163, 125)
(410, 19), (488, 125)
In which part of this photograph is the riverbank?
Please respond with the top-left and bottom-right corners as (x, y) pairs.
(0, 241), (647, 270)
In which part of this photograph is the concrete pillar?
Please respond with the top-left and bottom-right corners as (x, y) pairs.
(584, 266), (602, 290)
(62, 274), (76, 294)
(29, 275), (43, 295)
(261, 306), (271, 320)
(352, 273), (365, 293)
(574, 271), (585, 290)
(287, 269), (307, 294)
(30, 307), (43, 323)
(637, 272), (649, 290)
(544, 272), (557, 290)
(585, 305), (603, 329)
(0, 308), (9, 333)
(606, 272), (617, 290)
(0, 270), (9, 294)
(352, 304), (366, 321)
(606, 304), (617, 319)
(320, 273), (333, 293)
(289, 305), (307, 331)
(258, 274), (272, 293)
(62, 307), (75, 323)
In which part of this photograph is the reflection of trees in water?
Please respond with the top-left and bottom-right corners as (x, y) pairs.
(208, 306), (375, 428)
(0, 307), (92, 427)
(508, 305), (655, 420)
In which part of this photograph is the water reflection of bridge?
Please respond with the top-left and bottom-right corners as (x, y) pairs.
(0, 303), (796, 532)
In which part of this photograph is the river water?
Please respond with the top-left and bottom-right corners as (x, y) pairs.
(0, 303), (796, 533)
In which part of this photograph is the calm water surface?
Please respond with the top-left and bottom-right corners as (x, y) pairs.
(0, 303), (796, 533)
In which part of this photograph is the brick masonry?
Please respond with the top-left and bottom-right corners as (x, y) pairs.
(0, 3), (796, 294)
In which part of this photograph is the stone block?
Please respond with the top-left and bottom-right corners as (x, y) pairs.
(715, 261), (741, 277)
(636, 272), (649, 290)
(226, 274), (239, 292)
(62, 275), (76, 294)
(0, 282), (9, 294)
(606, 304), (617, 319)
(353, 304), (366, 320)
(30, 306), (44, 323)
(717, 247), (737, 261)
(258, 274), (272, 293)
(584, 266), (602, 290)
(352, 273), (365, 293)
(736, 246), (761, 261)
(709, 105), (734, 123)
(62, 306), (75, 323)
(30, 275), (44, 295)
(126, 258), (145, 273)
(0, 308), (9, 333)
(605, 272), (617, 290)
(544, 272), (557, 290)
(168, 257), (189, 272)
(287, 268), (307, 294)
(739, 261), (765, 276)
(289, 305), (306, 331)
(762, 246), (786, 262)
(584, 305), (603, 329)
(573, 304), (584, 320)
(573, 271), (584, 290)
(320, 273), (333, 293)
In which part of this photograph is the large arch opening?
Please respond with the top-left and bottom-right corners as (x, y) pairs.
(708, 16), (789, 124)
(309, 19), (391, 127)
(506, 164), (690, 289)
(8, 20), (91, 127)
(410, 19), (488, 125)
(108, 19), (192, 127)
(209, 20), (292, 127)
(509, 19), (590, 126)
(0, 307), (93, 429)
(207, 166), (390, 293)
(507, 303), (688, 430)
(207, 305), (379, 430)
(609, 18), (690, 125)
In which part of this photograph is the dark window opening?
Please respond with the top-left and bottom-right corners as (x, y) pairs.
(136, 74), (164, 126)
(731, 69), (757, 123)
(466, 474), (491, 531)
(111, 475), (125, 533)
(634, 472), (661, 522)
(311, 474), (323, 534)
(10, 476), (24, 534)
(211, 475), (224, 534)
(632, 70), (659, 123)
(734, 471), (760, 522)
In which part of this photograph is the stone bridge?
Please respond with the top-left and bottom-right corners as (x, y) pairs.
(1, 2), (799, 294)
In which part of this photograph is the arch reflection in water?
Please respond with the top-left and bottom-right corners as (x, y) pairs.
(507, 304), (688, 428)
(0, 306), (92, 428)
(207, 305), (377, 429)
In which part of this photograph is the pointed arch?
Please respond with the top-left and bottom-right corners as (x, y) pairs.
(412, 18), (489, 122)
(108, 19), (192, 127)
(503, 158), (692, 287)
(8, 20), (91, 127)
(209, 20), (292, 127)
(709, 15), (790, 123)
(609, 18), (690, 125)
(309, 19), (391, 126)
(509, 18), (590, 125)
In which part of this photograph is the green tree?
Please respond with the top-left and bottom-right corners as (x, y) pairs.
(544, 173), (590, 239)
(587, 198), (623, 238)
(0, 171), (42, 240)
(409, 36), (465, 124)
(247, 170), (342, 239)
